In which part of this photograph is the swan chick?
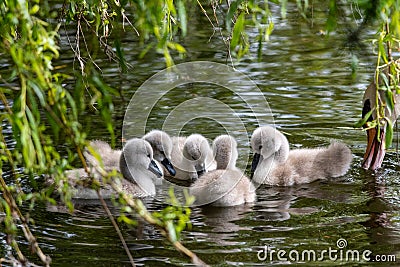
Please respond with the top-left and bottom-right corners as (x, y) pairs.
(143, 130), (176, 176)
(59, 139), (162, 199)
(250, 126), (353, 186)
(120, 138), (163, 196)
(190, 135), (256, 206)
(168, 134), (216, 182)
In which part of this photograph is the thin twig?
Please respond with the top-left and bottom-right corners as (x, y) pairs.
(42, 104), (89, 171)
(121, 11), (139, 36)
(78, 17), (102, 72)
(208, 1), (235, 68)
(96, 191), (136, 266)
(196, 0), (217, 39)
(89, 161), (207, 266)
(385, 22), (393, 63)
(75, 14), (86, 74)
(396, 120), (399, 165)
(0, 173), (52, 266)
(68, 157), (135, 265)
(107, 181), (209, 267)
(0, 94), (51, 266)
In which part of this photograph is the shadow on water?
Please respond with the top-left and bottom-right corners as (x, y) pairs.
(2, 1), (400, 266)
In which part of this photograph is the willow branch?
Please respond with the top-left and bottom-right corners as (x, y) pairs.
(96, 190), (136, 266)
(42, 104), (89, 171)
(0, 93), (51, 266)
(108, 180), (209, 267)
(0, 173), (51, 266)
(385, 22), (393, 63)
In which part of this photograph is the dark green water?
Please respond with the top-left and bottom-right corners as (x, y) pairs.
(2, 2), (400, 266)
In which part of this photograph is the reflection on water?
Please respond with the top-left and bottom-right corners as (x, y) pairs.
(36, 175), (400, 266)
(2, 2), (400, 266)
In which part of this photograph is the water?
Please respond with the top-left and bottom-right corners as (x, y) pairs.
(2, 2), (400, 266)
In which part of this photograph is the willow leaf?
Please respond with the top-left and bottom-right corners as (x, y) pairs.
(385, 119), (393, 149)
(231, 12), (245, 49)
(354, 108), (374, 128)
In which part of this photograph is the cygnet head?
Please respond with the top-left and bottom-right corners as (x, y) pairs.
(143, 130), (176, 176)
(213, 135), (238, 170)
(183, 134), (212, 177)
(250, 126), (289, 175)
(120, 139), (163, 195)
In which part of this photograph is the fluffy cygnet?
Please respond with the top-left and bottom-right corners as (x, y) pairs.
(190, 135), (256, 206)
(167, 134), (216, 182)
(59, 139), (162, 199)
(250, 126), (353, 186)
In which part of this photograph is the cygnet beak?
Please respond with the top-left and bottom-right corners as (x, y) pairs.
(195, 163), (206, 177)
(148, 159), (163, 178)
(250, 153), (261, 179)
(161, 158), (176, 176)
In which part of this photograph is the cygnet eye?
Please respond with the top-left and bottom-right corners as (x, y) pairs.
(259, 145), (262, 150)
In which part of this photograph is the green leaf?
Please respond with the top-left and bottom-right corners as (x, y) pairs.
(167, 41), (186, 54)
(384, 88), (394, 115)
(28, 80), (46, 106)
(114, 39), (128, 73)
(30, 5), (39, 15)
(385, 118), (393, 149)
(45, 111), (60, 142)
(226, 0), (246, 31)
(118, 214), (137, 225)
(231, 12), (245, 49)
(176, 0), (187, 37)
(163, 48), (174, 67)
(354, 107), (374, 128)
(280, 0), (287, 19)
(166, 221), (177, 242)
(380, 71), (390, 89)
(265, 21), (274, 41)
(326, 0), (337, 33)
(139, 43), (154, 59)
(166, 0), (176, 16)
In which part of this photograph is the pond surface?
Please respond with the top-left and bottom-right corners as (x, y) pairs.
(2, 2), (400, 266)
